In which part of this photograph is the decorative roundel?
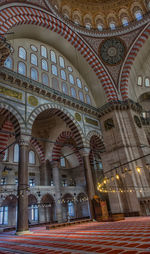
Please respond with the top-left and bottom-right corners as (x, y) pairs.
(99, 37), (126, 65)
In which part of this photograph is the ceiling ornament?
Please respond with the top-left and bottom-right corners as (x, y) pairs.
(99, 37), (126, 65)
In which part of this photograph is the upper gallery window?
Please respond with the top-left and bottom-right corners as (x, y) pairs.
(77, 78), (82, 88)
(19, 47), (26, 60)
(31, 68), (38, 81)
(85, 23), (91, 29)
(59, 56), (65, 68)
(14, 144), (19, 162)
(29, 150), (35, 164)
(50, 50), (56, 63)
(41, 59), (48, 71)
(52, 65), (58, 76)
(71, 87), (77, 98)
(52, 77), (59, 90)
(97, 24), (103, 31)
(62, 82), (68, 94)
(4, 56), (13, 69)
(145, 78), (150, 87)
(41, 45), (47, 58)
(137, 76), (142, 86)
(30, 45), (38, 52)
(110, 22), (116, 30)
(31, 54), (37, 66)
(122, 17), (129, 26)
(42, 73), (49, 86)
(86, 94), (91, 104)
(79, 91), (84, 102)
(69, 74), (74, 84)
(61, 70), (66, 80)
(18, 62), (26, 75)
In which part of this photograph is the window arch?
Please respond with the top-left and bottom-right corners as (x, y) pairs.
(14, 144), (19, 162)
(18, 62), (26, 75)
(52, 65), (58, 76)
(69, 74), (74, 84)
(79, 91), (84, 102)
(59, 56), (65, 68)
(61, 70), (66, 80)
(41, 45), (47, 58)
(122, 17), (129, 26)
(19, 47), (26, 60)
(60, 157), (66, 167)
(71, 87), (77, 98)
(145, 78), (150, 87)
(31, 67), (38, 81)
(4, 56), (13, 69)
(86, 94), (91, 104)
(50, 50), (56, 63)
(62, 82), (68, 94)
(137, 76), (142, 86)
(97, 24), (103, 31)
(110, 22), (116, 30)
(41, 59), (48, 71)
(77, 78), (82, 88)
(42, 73), (49, 86)
(135, 10), (143, 21)
(29, 150), (35, 164)
(31, 53), (37, 66)
(52, 77), (59, 90)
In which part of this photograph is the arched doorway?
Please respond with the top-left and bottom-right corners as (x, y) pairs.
(0, 195), (17, 227)
(28, 194), (38, 225)
(40, 194), (55, 223)
(76, 193), (89, 219)
(62, 193), (75, 221)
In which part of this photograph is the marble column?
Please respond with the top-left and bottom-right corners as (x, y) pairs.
(51, 161), (63, 223)
(80, 148), (95, 219)
(16, 135), (30, 234)
(39, 162), (48, 186)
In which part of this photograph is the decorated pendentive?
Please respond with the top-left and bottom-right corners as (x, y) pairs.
(99, 37), (126, 65)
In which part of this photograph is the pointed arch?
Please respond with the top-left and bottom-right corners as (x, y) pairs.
(0, 5), (118, 101)
(30, 138), (45, 163)
(52, 131), (83, 165)
(120, 24), (150, 100)
(27, 103), (85, 148)
(0, 120), (13, 158)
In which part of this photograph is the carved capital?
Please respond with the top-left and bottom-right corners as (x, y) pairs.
(80, 148), (90, 157)
(18, 135), (30, 147)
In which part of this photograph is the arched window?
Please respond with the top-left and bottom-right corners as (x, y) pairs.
(4, 56), (13, 69)
(50, 50), (56, 63)
(19, 47), (26, 60)
(18, 62), (26, 75)
(29, 150), (35, 164)
(68, 66), (72, 72)
(71, 87), (77, 98)
(31, 68), (38, 81)
(59, 56), (65, 68)
(41, 59), (48, 71)
(135, 11), (143, 21)
(97, 24), (103, 31)
(79, 91), (84, 102)
(62, 82), (68, 94)
(110, 22), (116, 30)
(145, 78), (150, 87)
(3, 149), (8, 161)
(69, 74), (74, 84)
(14, 144), (19, 162)
(31, 54), (37, 66)
(52, 77), (59, 90)
(52, 65), (58, 76)
(41, 45), (47, 58)
(85, 86), (88, 92)
(85, 23), (91, 29)
(77, 78), (82, 88)
(68, 202), (74, 216)
(86, 94), (91, 104)
(42, 73), (49, 86)
(60, 157), (66, 167)
(122, 17), (129, 26)
(137, 76), (142, 86)
(61, 70), (66, 80)
(0, 206), (8, 225)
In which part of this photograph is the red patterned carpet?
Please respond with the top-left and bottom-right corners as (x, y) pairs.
(0, 217), (150, 253)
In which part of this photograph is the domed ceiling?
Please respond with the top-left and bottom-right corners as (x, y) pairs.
(51, 0), (149, 30)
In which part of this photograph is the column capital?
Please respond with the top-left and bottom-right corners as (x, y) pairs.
(80, 148), (91, 157)
(18, 135), (30, 146)
(51, 160), (59, 168)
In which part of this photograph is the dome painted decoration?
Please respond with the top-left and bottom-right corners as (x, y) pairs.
(99, 37), (126, 65)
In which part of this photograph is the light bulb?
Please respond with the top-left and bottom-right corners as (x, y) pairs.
(136, 167), (141, 173)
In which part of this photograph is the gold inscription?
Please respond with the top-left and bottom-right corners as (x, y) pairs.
(28, 96), (38, 107)
(75, 112), (81, 121)
(0, 86), (22, 100)
(85, 117), (98, 126)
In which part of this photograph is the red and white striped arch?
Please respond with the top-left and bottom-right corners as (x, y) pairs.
(52, 131), (83, 165)
(30, 138), (45, 163)
(0, 121), (14, 159)
(120, 24), (150, 100)
(0, 5), (118, 101)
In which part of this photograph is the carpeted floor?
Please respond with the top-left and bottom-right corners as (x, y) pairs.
(0, 217), (150, 253)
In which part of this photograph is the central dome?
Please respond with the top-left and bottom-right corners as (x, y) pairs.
(51, 0), (148, 31)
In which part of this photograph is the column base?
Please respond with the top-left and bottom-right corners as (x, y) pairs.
(16, 230), (33, 235)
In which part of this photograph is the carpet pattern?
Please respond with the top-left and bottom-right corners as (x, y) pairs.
(0, 217), (150, 253)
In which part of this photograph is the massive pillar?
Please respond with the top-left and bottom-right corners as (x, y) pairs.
(39, 162), (48, 186)
(80, 148), (95, 219)
(16, 135), (30, 234)
(100, 100), (150, 216)
(51, 161), (63, 223)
